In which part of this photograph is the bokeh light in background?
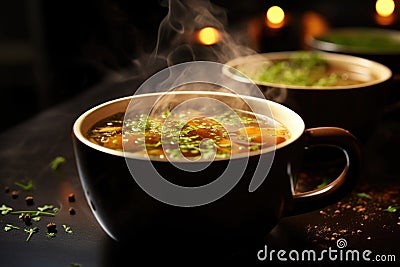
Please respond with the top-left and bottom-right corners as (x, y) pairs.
(376, 0), (395, 16)
(375, 0), (396, 25)
(265, 5), (285, 28)
(197, 26), (221, 45)
(301, 12), (328, 48)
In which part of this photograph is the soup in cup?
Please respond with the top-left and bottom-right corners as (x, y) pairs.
(72, 90), (361, 254)
(223, 51), (393, 142)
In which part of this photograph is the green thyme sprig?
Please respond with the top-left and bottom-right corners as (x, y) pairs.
(24, 227), (39, 242)
(356, 192), (372, 199)
(4, 224), (20, 231)
(383, 205), (400, 213)
(50, 156), (66, 171)
(63, 224), (73, 234)
(0, 204), (13, 215)
(14, 180), (34, 191)
(10, 210), (56, 217)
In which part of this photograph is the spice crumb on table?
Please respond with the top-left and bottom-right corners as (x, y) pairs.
(304, 182), (400, 249)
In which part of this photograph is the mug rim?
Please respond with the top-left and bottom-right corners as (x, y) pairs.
(223, 50), (393, 90)
(73, 91), (305, 161)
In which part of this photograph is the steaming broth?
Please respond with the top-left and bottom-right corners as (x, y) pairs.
(87, 109), (290, 160)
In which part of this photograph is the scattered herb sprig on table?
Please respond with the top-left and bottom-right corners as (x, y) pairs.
(24, 227), (39, 242)
(0, 204), (13, 215)
(356, 192), (373, 199)
(50, 156), (66, 171)
(383, 205), (400, 213)
(10, 210), (56, 217)
(382, 205), (400, 225)
(63, 224), (73, 234)
(1, 203), (73, 241)
(14, 180), (34, 191)
(1, 204), (59, 218)
(2, 158), (75, 244)
(4, 224), (20, 231)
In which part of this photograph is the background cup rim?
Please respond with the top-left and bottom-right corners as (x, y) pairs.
(223, 50), (393, 90)
(306, 27), (400, 55)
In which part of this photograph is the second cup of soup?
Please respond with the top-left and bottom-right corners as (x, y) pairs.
(224, 51), (393, 142)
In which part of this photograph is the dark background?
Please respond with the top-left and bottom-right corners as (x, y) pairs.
(1, 0), (399, 133)
(0, 2), (400, 266)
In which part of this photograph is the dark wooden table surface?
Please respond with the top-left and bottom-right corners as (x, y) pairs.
(0, 74), (399, 267)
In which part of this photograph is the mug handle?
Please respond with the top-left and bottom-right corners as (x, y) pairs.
(289, 127), (362, 215)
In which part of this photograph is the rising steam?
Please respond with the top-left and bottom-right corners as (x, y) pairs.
(131, 0), (257, 81)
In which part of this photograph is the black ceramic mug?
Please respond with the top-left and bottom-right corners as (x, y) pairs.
(72, 91), (361, 255)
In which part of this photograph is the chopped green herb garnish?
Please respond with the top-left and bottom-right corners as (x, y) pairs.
(0, 204), (13, 215)
(63, 224), (73, 234)
(383, 205), (400, 213)
(32, 217), (41, 222)
(37, 205), (55, 212)
(24, 227), (38, 242)
(46, 232), (56, 238)
(237, 51), (368, 87)
(51, 156), (66, 171)
(70, 263), (82, 267)
(14, 180), (33, 191)
(357, 192), (372, 199)
(88, 110), (290, 160)
(161, 110), (171, 118)
(10, 210), (56, 217)
(4, 224), (20, 231)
